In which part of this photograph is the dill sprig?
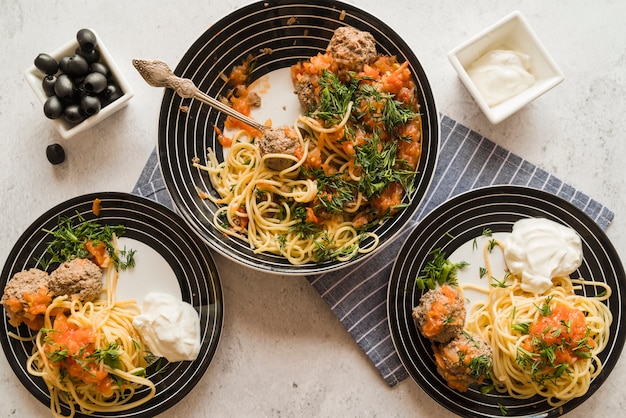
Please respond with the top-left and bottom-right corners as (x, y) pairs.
(354, 132), (416, 200)
(289, 204), (321, 239)
(88, 341), (122, 370)
(37, 212), (135, 271)
(382, 94), (419, 132)
(415, 248), (469, 290)
(303, 167), (357, 214)
(314, 70), (359, 125)
(312, 232), (360, 262)
(357, 83), (419, 132)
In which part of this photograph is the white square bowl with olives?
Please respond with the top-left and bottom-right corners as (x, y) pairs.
(24, 28), (133, 139)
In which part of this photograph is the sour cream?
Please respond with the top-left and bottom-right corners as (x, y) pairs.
(503, 218), (582, 294)
(467, 49), (536, 106)
(133, 292), (201, 362)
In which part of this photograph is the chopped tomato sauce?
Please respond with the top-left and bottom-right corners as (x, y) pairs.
(397, 120), (422, 169)
(92, 198), (101, 216)
(352, 215), (368, 229)
(23, 287), (52, 317)
(293, 146), (304, 161)
(522, 303), (593, 366)
(6, 286), (53, 330)
(291, 52), (336, 80)
(228, 61), (249, 86)
(305, 147), (322, 169)
(45, 314), (114, 396)
(225, 95), (260, 136)
(422, 284), (459, 338)
(433, 345), (466, 392)
(305, 207), (320, 224)
(214, 126), (232, 147)
(85, 241), (110, 268)
(372, 182), (403, 215)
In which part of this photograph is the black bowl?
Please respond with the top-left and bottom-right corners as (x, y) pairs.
(158, 0), (439, 274)
(388, 186), (626, 417)
(0, 192), (223, 417)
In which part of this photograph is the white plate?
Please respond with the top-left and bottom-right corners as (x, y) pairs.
(0, 192), (223, 417)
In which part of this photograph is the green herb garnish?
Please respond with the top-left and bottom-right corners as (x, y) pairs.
(88, 341), (122, 370)
(535, 296), (554, 316)
(511, 321), (531, 334)
(37, 212), (135, 271)
(354, 132), (416, 201)
(490, 273), (511, 288)
(415, 248), (469, 289)
(314, 70), (359, 125)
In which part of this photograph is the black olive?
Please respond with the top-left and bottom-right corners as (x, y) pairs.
(64, 104), (85, 124)
(83, 72), (107, 93)
(76, 28), (97, 51)
(65, 54), (89, 77)
(74, 77), (87, 97)
(89, 62), (110, 78)
(43, 96), (64, 119)
(46, 143), (66, 165)
(42, 75), (57, 97)
(75, 46), (100, 64)
(53, 74), (75, 99)
(34, 53), (59, 75)
(100, 83), (123, 106)
(37, 29), (114, 125)
(58, 55), (71, 74)
(80, 95), (102, 115)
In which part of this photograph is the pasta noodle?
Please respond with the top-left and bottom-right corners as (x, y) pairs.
(25, 237), (155, 418)
(194, 49), (422, 265)
(464, 240), (612, 406)
(194, 117), (379, 265)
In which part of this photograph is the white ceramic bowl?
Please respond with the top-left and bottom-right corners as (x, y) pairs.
(24, 29), (133, 139)
(447, 11), (564, 124)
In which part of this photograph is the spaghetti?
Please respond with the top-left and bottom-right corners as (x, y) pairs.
(194, 35), (422, 265)
(464, 239), (612, 406)
(25, 236), (155, 418)
(195, 117), (380, 265)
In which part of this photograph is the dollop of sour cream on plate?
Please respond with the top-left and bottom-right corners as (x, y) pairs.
(133, 292), (201, 362)
(503, 218), (583, 294)
(467, 49), (536, 106)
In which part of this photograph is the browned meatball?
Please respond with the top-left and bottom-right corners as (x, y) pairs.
(327, 26), (377, 73)
(258, 126), (300, 171)
(432, 331), (493, 392)
(48, 258), (103, 302)
(1, 268), (51, 328)
(294, 78), (317, 112)
(412, 284), (466, 343)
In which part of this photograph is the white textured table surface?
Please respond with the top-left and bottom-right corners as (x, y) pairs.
(1, 1), (625, 417)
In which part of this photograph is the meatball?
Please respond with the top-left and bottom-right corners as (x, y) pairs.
(48, 258), (103, 302)
(327, 26), (377, 73)
(1, 268), (51, 328)
(412, 284), (466, 343)
(432, 331), (493, 392)
(294, 78), (317, 112)
(258, 125), (300, 171)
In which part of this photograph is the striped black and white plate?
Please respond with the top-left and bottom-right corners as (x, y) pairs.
(387, 185), (625, 417)
(157, 0), (439, 274)
(0, 192), (223, 417)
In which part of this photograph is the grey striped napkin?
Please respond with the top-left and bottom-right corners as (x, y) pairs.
(132, 114), (614, 387)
